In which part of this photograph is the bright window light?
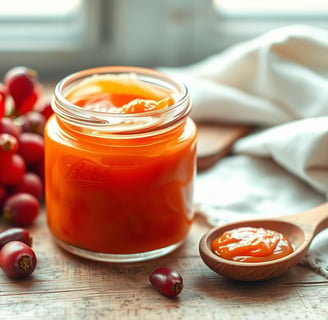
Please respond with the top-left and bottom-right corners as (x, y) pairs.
(0, 0), (81, 18)
(0, 0), (86, 50)
(213, 0), (328, 16)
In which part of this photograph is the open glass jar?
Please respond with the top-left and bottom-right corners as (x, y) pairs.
(45, 66), (197, 262)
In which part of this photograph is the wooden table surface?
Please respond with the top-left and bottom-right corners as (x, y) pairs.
(0, 208), (327, 320)
(2, 84), (326, 319)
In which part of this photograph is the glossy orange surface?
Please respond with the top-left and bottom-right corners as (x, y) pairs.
(45, 75), (197, 254)
(211, 227), (294, 262)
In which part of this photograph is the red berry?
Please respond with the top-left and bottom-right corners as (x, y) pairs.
(4, 67), (36, 100)
(0, 84), (7, 119)
(4, 67), (41, 116)
(28, 160), (44, 184)
(3, 193), (39, 227)
(18, 132), (44, 165)
(38, 100), (53, 120)
(0, 96), (5, 119)
(0, 241), (37, 279)
(0, 185), (8, 209)
(0, 133), (19, 156)
(0, 154), (25, 185)
(149, 267), (184, 297)
(11, 172), (43, 200)
(21, 111), (46, 135)
(0, 117), (21, 140)
(0, 227), (32, 249)
(15, 84), (41, 115)
(0, 83), (7, 95)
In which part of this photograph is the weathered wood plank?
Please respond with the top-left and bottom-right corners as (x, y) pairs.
(0, 210), (327, 319)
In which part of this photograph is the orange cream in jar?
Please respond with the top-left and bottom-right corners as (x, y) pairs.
(45, 67), (197, 262)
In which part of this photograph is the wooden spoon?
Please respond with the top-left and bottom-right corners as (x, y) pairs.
(199, 202), (328, 281)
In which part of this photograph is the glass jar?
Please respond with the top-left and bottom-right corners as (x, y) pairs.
(45, 66), (197, 262)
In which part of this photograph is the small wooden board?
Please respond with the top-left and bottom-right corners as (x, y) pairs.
(196, 122), (251, 171)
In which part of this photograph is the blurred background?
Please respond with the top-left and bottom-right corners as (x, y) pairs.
(0, 0), (328, 82)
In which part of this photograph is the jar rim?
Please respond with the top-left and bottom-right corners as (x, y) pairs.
(53, 66), (190, 133)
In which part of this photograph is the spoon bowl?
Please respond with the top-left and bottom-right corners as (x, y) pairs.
(199, 202), (328, 281)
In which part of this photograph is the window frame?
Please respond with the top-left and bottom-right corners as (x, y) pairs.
(0, 0), (105, 79)
(0, 0), (327, 81)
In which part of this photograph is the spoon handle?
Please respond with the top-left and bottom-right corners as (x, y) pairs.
(280, 202), (328, 236)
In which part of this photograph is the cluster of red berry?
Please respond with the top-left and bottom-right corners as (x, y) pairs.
(0, 66), (52, 225)
(0, 228), (36, 278)
(0, 66), (53, 279)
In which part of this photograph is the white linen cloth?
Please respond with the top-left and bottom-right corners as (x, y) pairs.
(164, 25), (328, 277)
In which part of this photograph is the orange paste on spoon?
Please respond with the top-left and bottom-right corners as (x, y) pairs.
(212, 227), (294, 263)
